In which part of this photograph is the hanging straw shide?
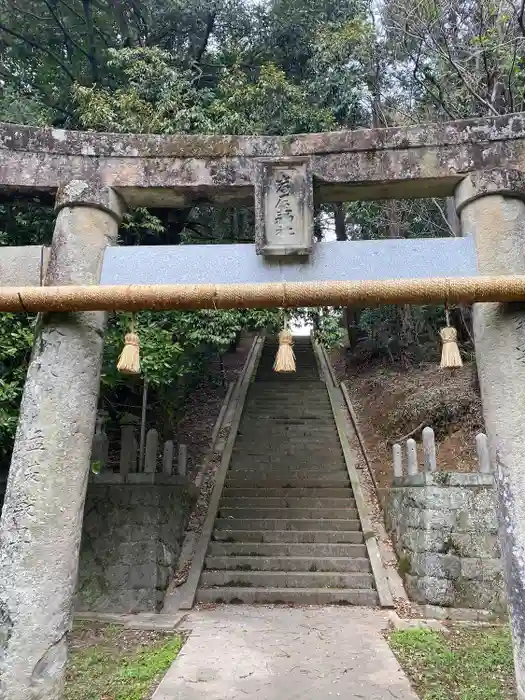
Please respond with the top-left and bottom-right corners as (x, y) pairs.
(273, 314), (296, 372)
(440, 306), (462, 369)
(117, 315), (141, 375)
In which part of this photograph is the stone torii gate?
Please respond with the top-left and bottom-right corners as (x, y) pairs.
(1, 115), (525, 698)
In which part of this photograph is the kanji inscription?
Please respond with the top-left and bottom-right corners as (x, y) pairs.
(255, 159), (313, 256)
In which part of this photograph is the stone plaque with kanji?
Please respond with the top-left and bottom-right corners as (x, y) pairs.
(255, 159), (313, 256)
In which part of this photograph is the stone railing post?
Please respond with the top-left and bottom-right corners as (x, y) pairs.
(0, 180), (125, 699)
(422, 426), (437, 472)
(476, 432), (491, 474)
(120, 413), (139, 478)
(178, 443), (188, 477)
(456, 169), (525, 699)
(406, 438), (419, 475)
(162, 440), (174, 475)
(144, 428), (159, 473)
(91, 409), (109, 471)
(393, 443), (403, 478)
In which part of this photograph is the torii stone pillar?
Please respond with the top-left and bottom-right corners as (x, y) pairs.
(0, 181), (125, 699)
(456, 169), (525, 699)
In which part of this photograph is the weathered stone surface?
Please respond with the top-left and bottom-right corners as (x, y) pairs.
(254, 159), (313, 256)
(55, 179), (125, 220)
(76, 482), (196, 613)
(410, 553), (461, 580)
(396, 527), (450, 553)
(152, 606), (419, 700)
(0, 245), (49, 286)
(412, 604), (506, 622)
(455, 168), (525, 213)
(449, 532), (501, 558)
(456, 172), (525, 699)
(393, 472), (495, 488)
(386, 472), (505, 614)
(0, 188), (123, 700)
(405, 575), (456, 606)
(3, 114), (525, 205)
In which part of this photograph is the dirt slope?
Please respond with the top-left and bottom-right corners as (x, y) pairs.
(330, 350), (484, 492)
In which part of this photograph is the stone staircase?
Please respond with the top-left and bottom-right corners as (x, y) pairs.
(195, 336), (379, 605)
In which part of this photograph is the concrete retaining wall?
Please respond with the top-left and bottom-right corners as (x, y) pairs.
(76, 475), (198, 613)
(385, 472), (506, 613)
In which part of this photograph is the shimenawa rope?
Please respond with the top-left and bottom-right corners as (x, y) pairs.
(2, 276), (525, 312)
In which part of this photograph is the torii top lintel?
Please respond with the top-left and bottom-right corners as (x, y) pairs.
(1, 113), (525, 207)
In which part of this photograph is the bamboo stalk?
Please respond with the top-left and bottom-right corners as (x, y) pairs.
(3, 276), (525, 312)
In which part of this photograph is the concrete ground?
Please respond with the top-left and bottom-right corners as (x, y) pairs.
(152, 606), (419, 700)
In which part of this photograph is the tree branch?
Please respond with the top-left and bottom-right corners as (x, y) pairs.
(0, 21), (76, 81)
(194, 11), (216, 65)
(518, 0), (525, 37)
(56, 0), (112, 47)
(82, 0), (99, 83)
(432, 8), (500, 116)
(431, 198), (457, 236)
(410, 43), (458, 119)
(41, 0), (93, 65)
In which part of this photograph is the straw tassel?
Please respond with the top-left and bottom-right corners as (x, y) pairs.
(117, 317), (141, 375)
(440, 308), (462, 369)
(273, 321), (296, 373)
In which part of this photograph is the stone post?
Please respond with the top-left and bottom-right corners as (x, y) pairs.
(406, 438), (418, 475)
(393, 443), (403, 478)
(144, 428), (159, 473)
(0, 180), (125, 699)
(422, 427), (437, 472)
(476, 433), (491, 474)
(455, 169), (525, 699)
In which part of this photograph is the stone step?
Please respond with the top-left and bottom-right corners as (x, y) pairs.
(255, 370), (320, 374)
(230, 458), (346, 467)
(212, 530), (364, 544)
(248, 385), (327, 392)
(219, 497), (356, 509)
(246, 388), (329, 394)
(245, 402), (329, 408)
(218, 507), (358, 520)
(236, 431), (340, 439)
(200, 570), (375, 589)
(224, 476), (350, 487)
(231, 448), (344, 458)
(245, 396), (330, 403)
(242, 407), (332, 414)
(254, 367), (319, 372)
(242, 410), (334, 416)
(195, 587), (379, 606)
(243, 415), (332, 422)
(228, 467), (348, 477)
(245, 394), (329, 400)
(214, 518), (361, 531)
(222, 487), (353, 499)
(233, 442), (342, 451)
(208, 542), (368, 558)
(234, 440), (341, 446)
(241, 422), (337, 426)
(231, 455), (345, 473)
(231, 456), (344, 465)
(239, 417), (335, 424)
(204, 556), (371, 572)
